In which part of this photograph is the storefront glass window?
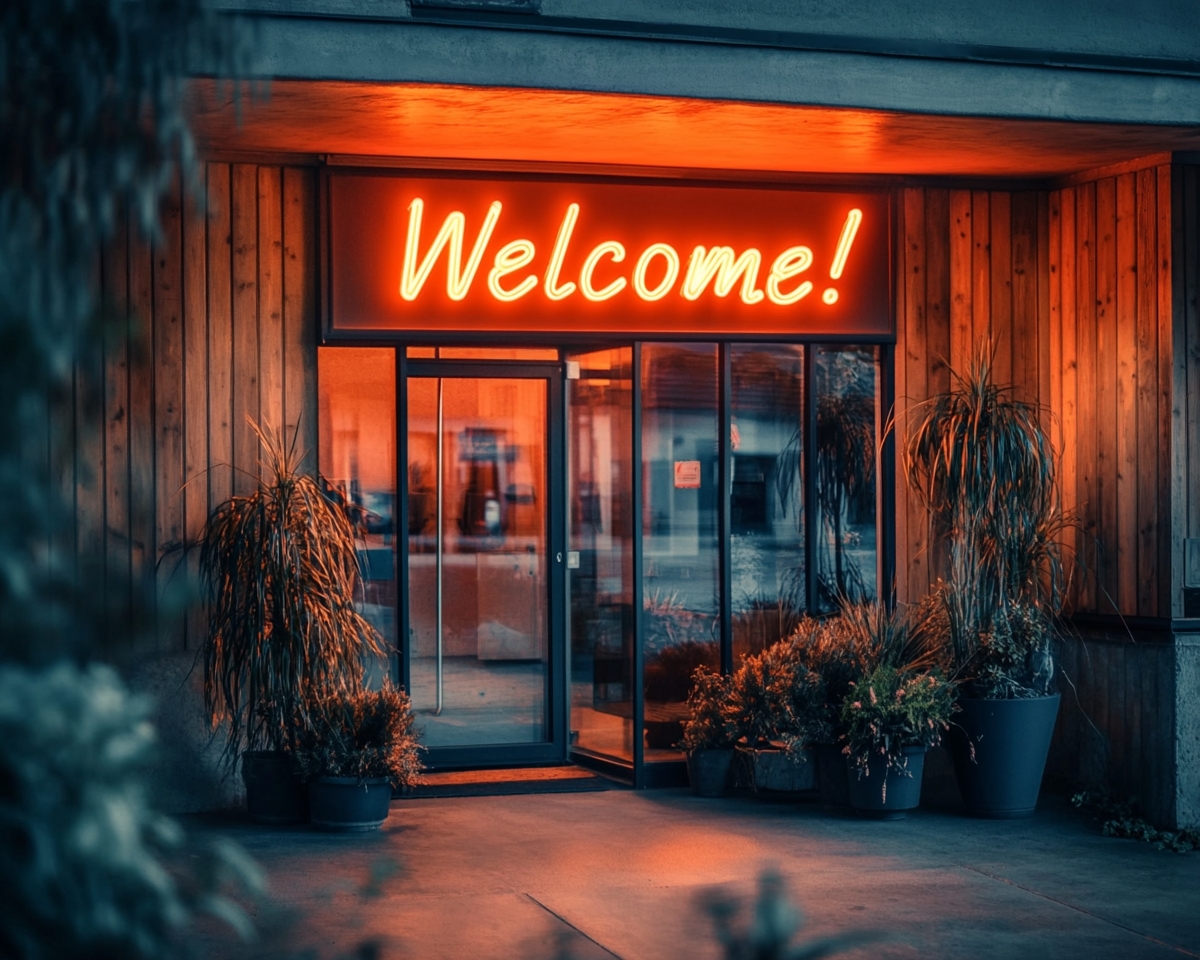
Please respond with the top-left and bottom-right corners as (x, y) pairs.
(730, 344), (806, 664)
(317, 346), (398, 684)
(640, 343), (720, 762)
(813, 344), (880, 611)
(567, 348), (635, 761)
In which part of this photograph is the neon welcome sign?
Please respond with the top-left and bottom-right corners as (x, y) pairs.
(326, 172), (891, 337)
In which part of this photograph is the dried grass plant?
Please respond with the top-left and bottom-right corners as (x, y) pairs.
(903, 344), (1072, 695)
(200, 420), (384, 766)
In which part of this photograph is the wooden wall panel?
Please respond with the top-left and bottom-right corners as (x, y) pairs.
(76, 163), (319, 658)
(895, 168), (1188, 827)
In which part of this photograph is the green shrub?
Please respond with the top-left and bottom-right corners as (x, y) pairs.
(681, 667), (737, 752)
(295, 682), (424, 789)
(0, 663), (261, 960)
(840, 665), (954, 778)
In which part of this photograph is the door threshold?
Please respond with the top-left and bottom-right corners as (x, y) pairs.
(399, 764), (616, 799)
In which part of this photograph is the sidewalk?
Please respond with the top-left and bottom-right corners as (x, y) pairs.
(198, 787), (1200, 960)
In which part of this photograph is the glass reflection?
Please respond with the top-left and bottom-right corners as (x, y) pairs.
(814, 345), (879, 610)
(317, 347), (397, 685)
(641, 343), (720, 760)
(568, 348), (635, 761)
(730, 344), (806, 663)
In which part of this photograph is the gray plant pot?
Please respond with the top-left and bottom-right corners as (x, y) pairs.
(686, 748), (735, 797)
(241, 750), (306, 824)
(743, 746), (816, 794)
(846, 745), (926, 819)
(948, 694), (1061, 819)
(308, 776), (393, 831)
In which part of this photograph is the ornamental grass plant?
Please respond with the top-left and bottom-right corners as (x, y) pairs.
(903, 344), (1071, 697)
(199, 421), (385, 767)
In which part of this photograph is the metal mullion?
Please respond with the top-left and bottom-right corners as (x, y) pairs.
(879, 344), (897, 611)
(718, 343), (733, 676)
(804, 345), (818, 615)
(397, 347), (411, 695)
(631, 341), (645, 787)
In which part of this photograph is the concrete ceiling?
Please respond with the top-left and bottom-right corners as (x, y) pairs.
(190, 79), (1200, 181)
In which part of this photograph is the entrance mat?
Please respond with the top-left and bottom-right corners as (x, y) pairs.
(401, 766), (614, 799)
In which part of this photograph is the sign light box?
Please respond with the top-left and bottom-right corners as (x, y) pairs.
(326, 171), (892, 338)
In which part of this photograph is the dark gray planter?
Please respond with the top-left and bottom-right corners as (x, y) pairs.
(817, 743), (851, 809)
(241, 751), (306, 824)
(686, 748), (735, 797)
(948, 694), (1061, 819)
(846, 745), (926, 819)
(308, 776), (392, 831)
(743, 746), (816, 794)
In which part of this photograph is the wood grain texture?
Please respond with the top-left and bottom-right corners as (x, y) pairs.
(231, 164), (260, 495)
(1115, 173), (1138, 616)
(207, 165), (234, 515)
(183, 187), (209, 651)
(1136, 169), (1159, 618)
(154, 184), (186, 650)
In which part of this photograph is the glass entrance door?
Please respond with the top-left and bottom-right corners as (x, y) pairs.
(404, 364), (565, 766)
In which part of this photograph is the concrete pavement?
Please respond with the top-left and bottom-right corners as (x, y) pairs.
(195, 788), (1200, 960)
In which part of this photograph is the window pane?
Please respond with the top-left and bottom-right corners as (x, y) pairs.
(814, 344), (880, 611)
(568, 347), (635, 762)
(317, 346), (397, 684)
(641, 343), (720, 761)
(730, 344), (806, 664)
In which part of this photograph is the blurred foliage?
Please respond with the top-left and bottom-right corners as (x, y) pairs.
(0, 0), (249, 662)
(697, 868), (879, 960)
(0, 662), (264, 960)
(200, 422), (384, 765)
(295, 681), (424, 789)
(0, 1), (264, 958)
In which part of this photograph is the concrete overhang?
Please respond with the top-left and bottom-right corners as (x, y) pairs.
(191, 78), (1200, 181)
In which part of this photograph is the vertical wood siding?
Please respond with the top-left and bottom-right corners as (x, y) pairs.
(74, 163), (319, 658)
(895, 174), (1176, 620)
(895, 172), (1184, 826)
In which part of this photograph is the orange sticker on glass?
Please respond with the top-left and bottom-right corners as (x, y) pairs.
(326, 171), (891, 337)
(674, 460), (702, 489)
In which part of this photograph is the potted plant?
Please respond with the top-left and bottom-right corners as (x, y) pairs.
(840, 664), (954, 818)
(727, 641), (819, 794)
(681, 667), (738, 796)
(905, 346), (1071, 818)
(790, 599), (947, 809)
(199, 422), (384, 823)
(295, 681), (424, 830)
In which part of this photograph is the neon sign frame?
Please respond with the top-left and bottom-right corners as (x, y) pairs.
(322, 168), (893, 341)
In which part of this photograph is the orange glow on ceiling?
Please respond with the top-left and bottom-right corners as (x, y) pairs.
(190, 79), (1200, 179)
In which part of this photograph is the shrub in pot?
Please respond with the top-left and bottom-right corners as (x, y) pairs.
(788, 599), (947, 808)
(199, 422), (384, 822)
(841, 665), (954, 818)
(905, 346), (1071, 818)
(728, 641), (819, 794)
(295, 681), (424, 831)
(681, 667), (737, 797)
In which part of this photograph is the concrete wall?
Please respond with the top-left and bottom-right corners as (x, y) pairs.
(204, 2), (1200, 126)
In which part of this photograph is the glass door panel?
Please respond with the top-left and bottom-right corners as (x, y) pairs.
(640, 343), (720, 762)
(567, 348), (635, 762)
(406, 376), (550, 748)
(730, 345), (806, 664)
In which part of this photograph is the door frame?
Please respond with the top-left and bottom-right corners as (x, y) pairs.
(397, 356), (568, 769)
